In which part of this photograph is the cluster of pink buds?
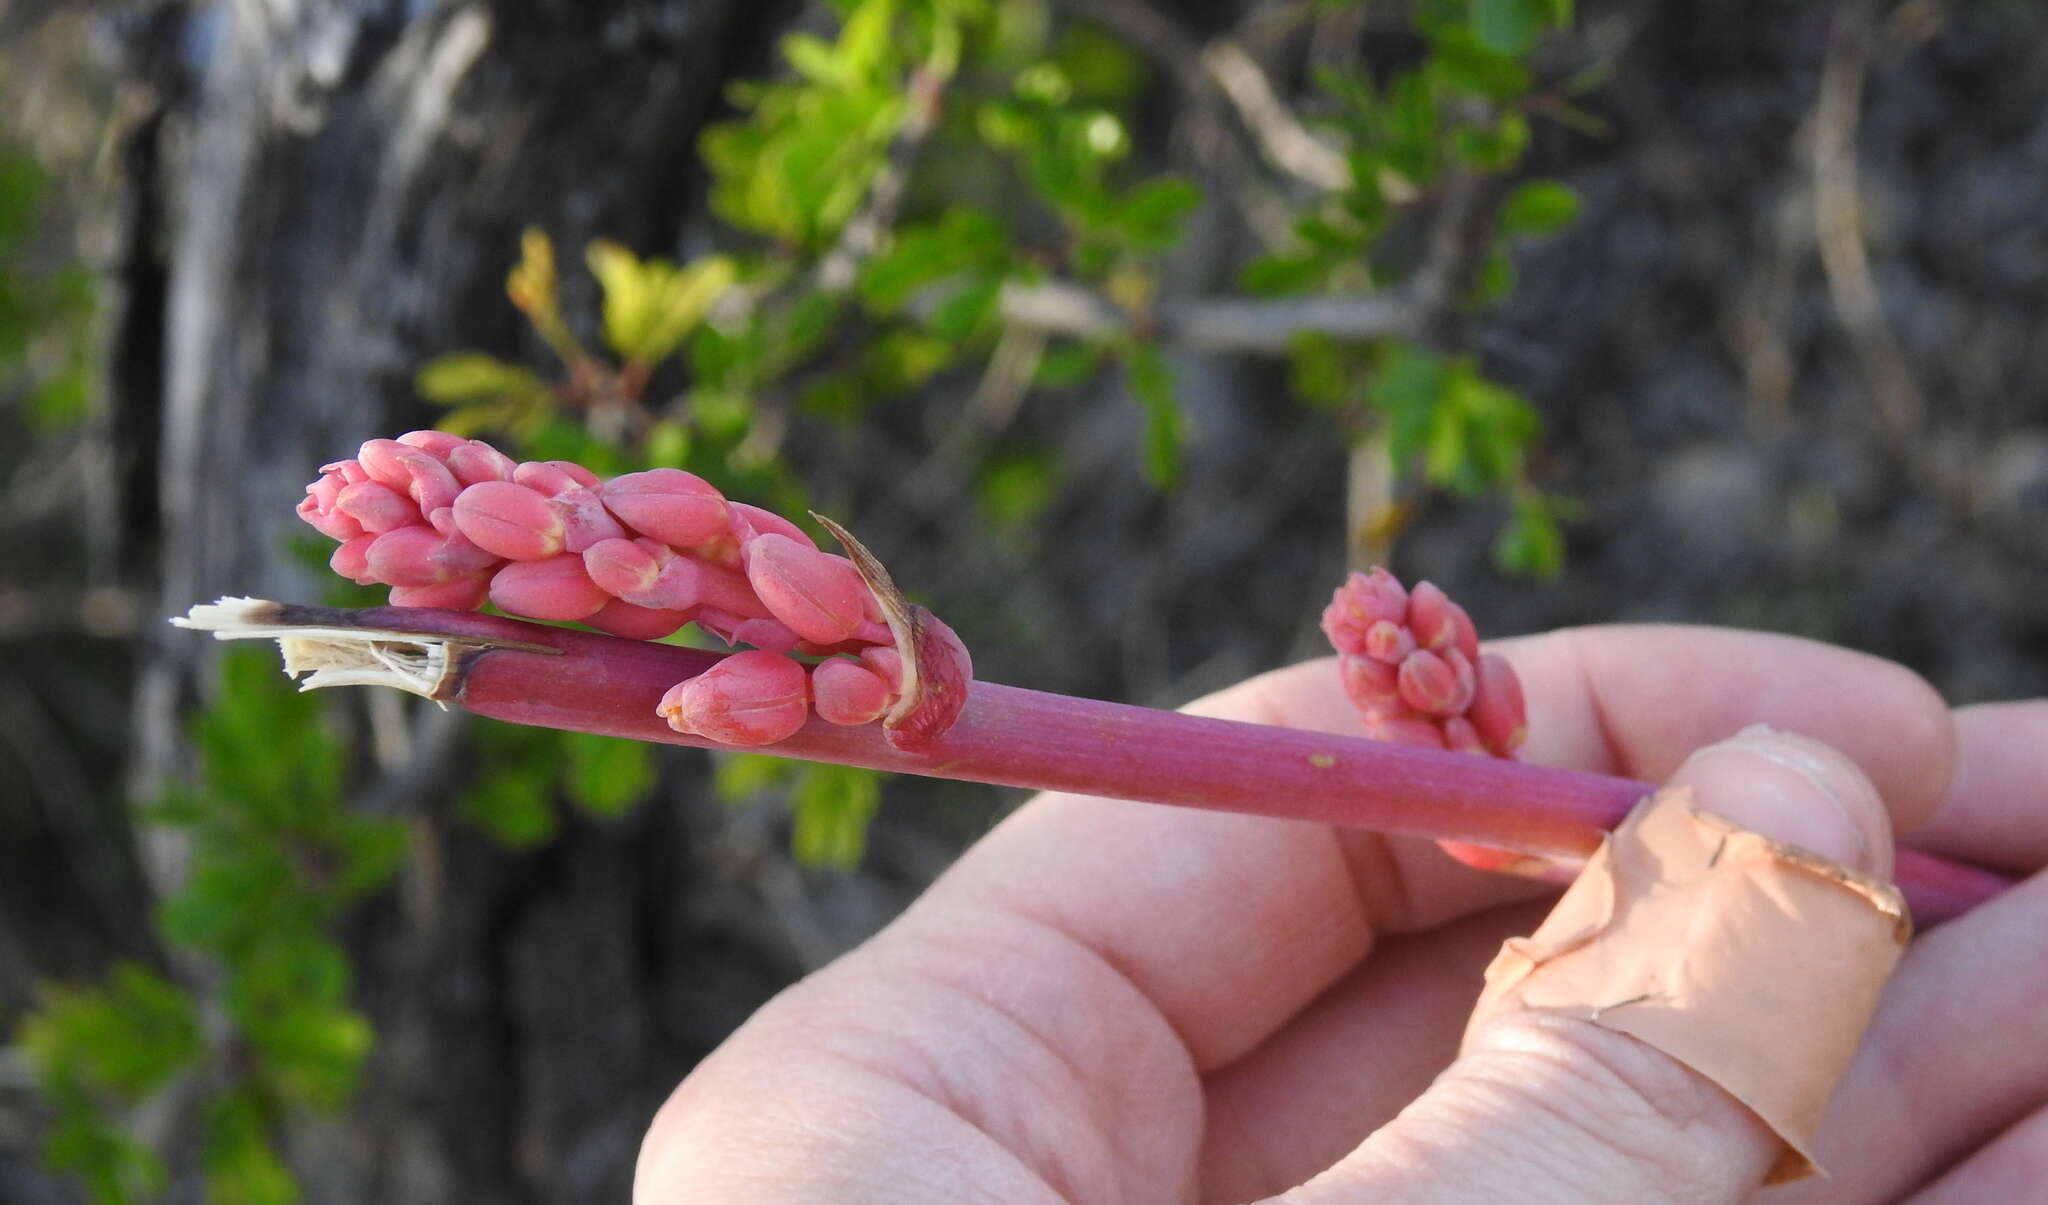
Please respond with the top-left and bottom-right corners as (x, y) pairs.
(1321, 567), (1527, 758)
(298, 430), (970, 750)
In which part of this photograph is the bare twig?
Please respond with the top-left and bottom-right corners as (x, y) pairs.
(1813, 2), (1924, 440)
(991, 277), (1423, 352)
(815, 66), (947, 293)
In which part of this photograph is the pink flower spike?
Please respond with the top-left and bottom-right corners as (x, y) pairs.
(1320, 567), (1410, 655)
(389, 573), (492, 611)
(335, 481), (423, 534)
(1362, 619), (1415, 665)
(727, 618), (802, 654)
(489, 553), (612, 621)
(329, 534), (378, 584)
(599, 469), (731, 549)
(657, 650), (811, 746)
(1469, 651), (1529, 756)
(813, 657), (893, 726)
(452, 481), (566, 561)
(1338, 652), (1402, 715)
(366, 526), (499, 587)
(583, 599), (690, 640)
(1396, 647), (1464, 717)
(744, 534), (870, 645)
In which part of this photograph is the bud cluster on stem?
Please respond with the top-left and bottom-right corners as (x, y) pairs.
(230, 433), (2017, 927)
(298, 431), (970, 750)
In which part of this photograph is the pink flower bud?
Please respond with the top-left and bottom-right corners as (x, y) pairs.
(1320, 568), (1410, 655)
(488, 553), (611, 621)
(395, 430), (469, 457)
(365, 525), (500, 587)
(598, 469), (731, 549)
(1396, 648), (1465, 717)
(1365, 713), (1447, 749)
(322, 459), (369, 486)
(583, 598), (690, 640)
(510, 463), (626, 553)
(812, 657), (893, 726)
(356, 439), (414, 489)
(445, 439), (517, 485)
(859, 645), (903, 694)
(512, 461), (595, 494)
(388, 573), (492, 611)
(657, 650), (811, 746)
(329, 534), (378, 584)
(1442, 716), (1487, 756)
(1440, 648), (1477, 715)
(298, 487), (366, 541)
(743, 534), (870, 645)
(1362, 619), (1415, 665)
(335, 481), (423, 534)
(451, 481), (566, 561)
(1338, 652), (1402, 717)
(726, 618), (801, 653)
(1408, 581), (1479, 661)
(730, 503), (815, 549)
(1468, 652), (1528, 756)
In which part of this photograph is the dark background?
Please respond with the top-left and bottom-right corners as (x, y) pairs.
(2, 0), (2044, 1199)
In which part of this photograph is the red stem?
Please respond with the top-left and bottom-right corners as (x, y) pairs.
(266, 603), (2012, 925)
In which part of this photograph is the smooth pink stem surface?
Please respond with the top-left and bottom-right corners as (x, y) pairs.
(316, 605), (2006, 925)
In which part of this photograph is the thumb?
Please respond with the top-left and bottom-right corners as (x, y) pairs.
(1277, 727), (1900, 1205)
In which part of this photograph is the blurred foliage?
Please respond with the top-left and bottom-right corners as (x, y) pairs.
(21, 0), (1588, 1196)
(0, 135), (96, 430)
(22, 649), (405, 1203)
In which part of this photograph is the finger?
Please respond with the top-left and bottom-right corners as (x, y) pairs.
(1274, 729), (1895, 1205)
(1758, 868), (2048, 1205)
(1902, 1106), (2048, 1205)
(1900, 700), (2048, 872)
(1199, 901), (1550, 1205)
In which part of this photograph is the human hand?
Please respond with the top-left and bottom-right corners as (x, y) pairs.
(634, 626), (2048, 1203)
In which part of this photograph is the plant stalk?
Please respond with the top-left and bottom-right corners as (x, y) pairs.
(176, 599), (2011, 925)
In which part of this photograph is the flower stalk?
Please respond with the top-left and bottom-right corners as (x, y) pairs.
(174, 597), (2010, 925)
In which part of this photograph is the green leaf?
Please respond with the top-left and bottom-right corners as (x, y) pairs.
(1116, 176), (1202, 251)
(562, 733), (655, 818)
(202, 1088), (297, 1205)
(859, 209), (1008, 310)
(1499, 180), (1581, 237)
(459, 762), (558, 849)
(415, 353), (551, 407)
(589, 242), (736, 365)
(1124, 343), (1184, 489)
(712, 752), (795, 803)
(974, 449), (1059, 530)
(1472, 0), (1545, 55)
(789, 763), (882, 868)
(1367, 342), (1449, 466)
(1495, 491), (1566, 578)
(1033, 341), (1102, 387)
(925, 276), (1003, 342)
(19, 964), (202, 1101)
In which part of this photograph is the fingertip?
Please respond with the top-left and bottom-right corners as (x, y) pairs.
(1668, 726), (1894, 877)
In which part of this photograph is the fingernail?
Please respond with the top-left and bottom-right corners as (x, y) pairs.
(1667, 726), (1891, 875)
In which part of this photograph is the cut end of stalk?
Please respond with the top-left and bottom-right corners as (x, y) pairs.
(172, 596), (462, 702)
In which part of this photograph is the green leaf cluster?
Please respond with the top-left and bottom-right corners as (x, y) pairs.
(18, 648), (409, 1202)
(714, 755), (885, 869)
